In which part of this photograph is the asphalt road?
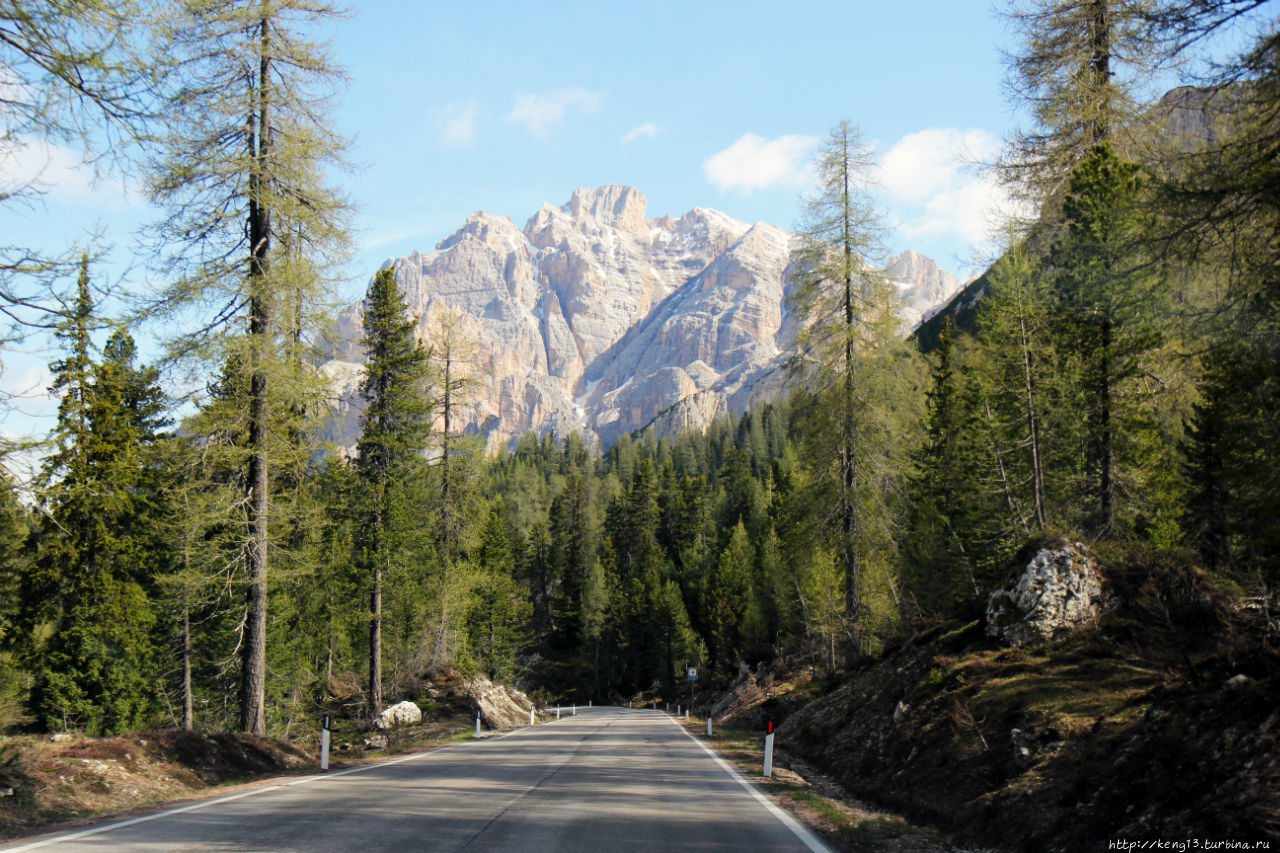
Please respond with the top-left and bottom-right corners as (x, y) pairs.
(1, 707), (828, 852)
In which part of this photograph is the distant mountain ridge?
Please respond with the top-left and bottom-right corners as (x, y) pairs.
(322, 186), (964, 452)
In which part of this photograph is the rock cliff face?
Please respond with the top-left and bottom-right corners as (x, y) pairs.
(322, 186), (961, 453)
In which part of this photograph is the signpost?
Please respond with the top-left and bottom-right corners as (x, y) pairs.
(686, 666), (697, 721)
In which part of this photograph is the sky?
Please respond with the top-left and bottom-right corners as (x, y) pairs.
(0, 0), (1023, 470)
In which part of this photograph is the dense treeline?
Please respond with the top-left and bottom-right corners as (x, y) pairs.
(0, 0), (1276, 737)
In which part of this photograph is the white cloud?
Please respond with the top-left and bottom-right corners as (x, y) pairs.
(877, 128), (1020, 252)
(505, 88), (604, 140)
(0, 138), (137, 206)
(1, 362), (57, 419)
(437, 102), (480, 148)
(621, 122), (659, 144)
(703, 133), (819, 194)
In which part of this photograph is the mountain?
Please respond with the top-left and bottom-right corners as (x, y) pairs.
(321, 186), (964, 453)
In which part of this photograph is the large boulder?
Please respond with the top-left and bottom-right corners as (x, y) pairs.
(372, 700), (422, 730)
(986, 538), (1113, 646)
(467, 675), (535, 730)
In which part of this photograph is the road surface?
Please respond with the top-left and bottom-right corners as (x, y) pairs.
(1, 707), (828, 852)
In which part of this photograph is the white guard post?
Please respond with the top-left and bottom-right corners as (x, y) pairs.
(763, 721), (775, 778)
(320, 715), (331, 771)
(475, 714), (481, 737)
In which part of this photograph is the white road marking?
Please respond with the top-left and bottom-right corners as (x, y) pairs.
(0, 740), (465, 852)
(664, 714), (831, 853)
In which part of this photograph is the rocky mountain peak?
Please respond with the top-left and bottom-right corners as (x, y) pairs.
(565, 184), (648, 233)
(322, 187), (962, 453)
(886, 249), (964, 330)
(437, 211), (526, 253)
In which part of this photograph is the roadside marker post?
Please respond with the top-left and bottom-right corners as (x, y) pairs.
(763, 720), (775, 778)
(529, 707), (534, 726)
(572, 703), (576, 716)
(320, 715), (331, 772)
(707, 716), (712, 737)
(556, 706), (561, 720)
(475, 714), (481, 737)
(676, 704), (680, 715)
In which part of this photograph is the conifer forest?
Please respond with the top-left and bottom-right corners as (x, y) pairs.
(0, 0), (1276, 773)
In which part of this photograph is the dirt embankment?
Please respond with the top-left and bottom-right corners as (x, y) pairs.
(0, 667), (534, 839)
(717, 549), (1280, 850)
(0, 729), (309, 837)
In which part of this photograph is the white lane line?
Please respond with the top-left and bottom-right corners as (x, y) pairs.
(0, 785), (282, 852)
(664, 715), (831, 853)
(3, 715), (594, 852)
(0, 739), (471, 852)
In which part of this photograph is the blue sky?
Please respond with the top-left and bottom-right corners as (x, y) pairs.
(337, 1), (1015, 283)
(2, 0), (1021, 463)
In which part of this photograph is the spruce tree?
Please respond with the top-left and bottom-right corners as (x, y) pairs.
(1048, 144), (1164, 535)
(24, 262), (169, 733)
(355, 268), (430, 718)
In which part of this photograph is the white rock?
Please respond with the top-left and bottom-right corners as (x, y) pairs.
(986, 539), (1112, 646)
(373, 700), (422, 730)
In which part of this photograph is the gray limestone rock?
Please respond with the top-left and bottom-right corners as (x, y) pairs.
(986, 539), (1112, 647)
(467, 674), (535, 730)
(373, 700), (423, 730)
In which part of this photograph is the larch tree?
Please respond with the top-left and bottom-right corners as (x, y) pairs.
(999, 0), (1159, 215)
(146, 0), (350, 735)
(786, 119), (902, 657)
(1146, 4), (1280, 579)
(0, 0), (156, 343)
(1001, 0), (1170, 539)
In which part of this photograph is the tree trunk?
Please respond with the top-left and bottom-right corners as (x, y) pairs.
(840, 141), (861, 661)
(1097, 311), (1116, 536)
(1086, 0), (1113, 147)
(240, 12), (272, 737)
(368, 550), (383, 719)
(181, 601), (193, 731)
(1019, 310), (1049, 529)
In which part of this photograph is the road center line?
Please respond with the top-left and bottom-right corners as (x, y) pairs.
(663, 714), (831, 853)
